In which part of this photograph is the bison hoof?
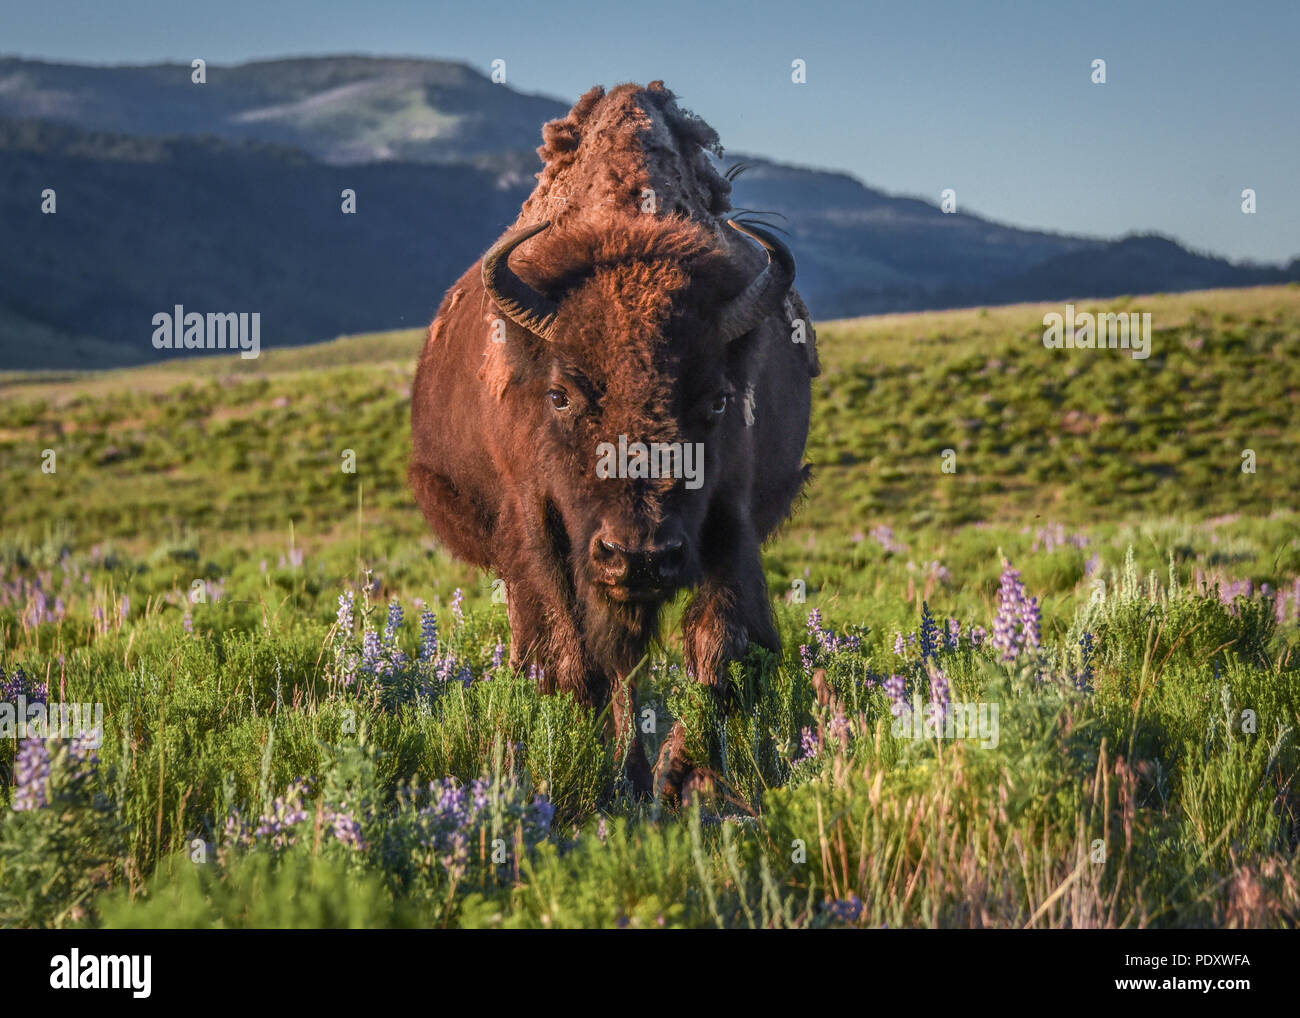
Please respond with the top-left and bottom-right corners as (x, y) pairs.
(652, 721), (717, 806)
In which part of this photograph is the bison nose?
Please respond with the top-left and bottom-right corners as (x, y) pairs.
(592, 532), (686, 588)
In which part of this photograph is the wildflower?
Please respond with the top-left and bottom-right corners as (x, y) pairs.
(870, 525), (908, 555)
(827, 712), (853, 745)
(383, 599), (404, 644)
(1077, 632), (1095, 689)
(992, 562), (1040, 662)
(327, 809), (366, 850)
(419, 609), (439, 662)
(361, 627), (385, 676)
(336, 591), (355, 635)
(0, 665), (47, 704)
(827, 894), (864, 923)
(918, 601), (941, 661)
(253, 782), (312, 850)
(450, 588), (465, 625)
(882, 674), (908, 716)
(11, 739), (51, 811)
(927, 663), (951, 721)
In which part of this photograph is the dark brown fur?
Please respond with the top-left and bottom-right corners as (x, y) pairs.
(409, 83), (817, 797)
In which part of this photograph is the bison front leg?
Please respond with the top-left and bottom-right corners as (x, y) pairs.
(656, 518), (780, 801)
(503, 573), (597, 700)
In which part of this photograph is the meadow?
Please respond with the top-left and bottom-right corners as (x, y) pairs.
(0, 285), (1297, 927)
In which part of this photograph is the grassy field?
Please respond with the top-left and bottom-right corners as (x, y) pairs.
(0, 285), (1297, 927)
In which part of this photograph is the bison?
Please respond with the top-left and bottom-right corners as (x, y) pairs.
(409, 81), (818, 797)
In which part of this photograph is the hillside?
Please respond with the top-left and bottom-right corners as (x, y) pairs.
(3, 285), (1297, 568)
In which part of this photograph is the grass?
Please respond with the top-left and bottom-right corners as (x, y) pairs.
(0, 285), (1297, 927)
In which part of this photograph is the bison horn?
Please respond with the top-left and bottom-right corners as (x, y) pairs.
(482, 221), (559, 340)
(717, 220), (796, 344)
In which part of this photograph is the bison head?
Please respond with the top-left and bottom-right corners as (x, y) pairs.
(482, 215), (794, 664)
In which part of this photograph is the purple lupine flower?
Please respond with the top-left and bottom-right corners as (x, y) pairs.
(893, 633), (907, 657)
(870, 525), (908, 555)
(384, 600), (404, 642)
(970, 625), (987, 648)
(1020, 593), (1041, 654)
(918, 601), (940, 661)
(531, 797), (555, 835)
(992, 562), (1039, 662)
(327, 809), (366, 850)
(182, 610), (194, 633)
(11, 738), (51, 810)
(805, 609), (863, 656)
(799, 642), (815, 675)
(450, 588), (465, 626)
(1077, 632), (1095, 689)
(253, 781), (312, 850)
(491, 641), (505, 670)
(361, 628), (385, 676)
(805, 609), (824, 645)
(827, 712), (852, 745)
(0, 666), (46, 705)
(946, 618), (961, 650)
(798, 726), (821, 761)
(883, 674), (908, 717)
(826, 893), (864, 923)
(223, 808), (251, 850)
(925, 561), (952, 585)
(927, 663), (951, 721)
(336, 591), (355, 634)
(419, 609), (439, 662)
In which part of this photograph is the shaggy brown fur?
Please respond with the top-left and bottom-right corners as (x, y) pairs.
(410, 83), (817, 798)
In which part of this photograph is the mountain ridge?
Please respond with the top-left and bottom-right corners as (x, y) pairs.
(0, 55), (1294, 369)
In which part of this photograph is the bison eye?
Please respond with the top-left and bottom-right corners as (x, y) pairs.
(549, 389), (571, 412)
(709, 394), (728, 417)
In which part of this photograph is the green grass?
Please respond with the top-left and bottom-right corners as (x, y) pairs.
(0, 286), (1298, 927)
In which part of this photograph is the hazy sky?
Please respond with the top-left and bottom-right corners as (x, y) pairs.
(4, 0), (1297, 261)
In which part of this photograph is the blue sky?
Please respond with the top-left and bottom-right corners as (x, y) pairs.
(4, 0), (1297, 261)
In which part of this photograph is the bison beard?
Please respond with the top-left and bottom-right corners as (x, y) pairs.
(409, 82), (818, 800)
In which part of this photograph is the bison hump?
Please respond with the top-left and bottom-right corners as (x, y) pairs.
(521, 82), (733, 229)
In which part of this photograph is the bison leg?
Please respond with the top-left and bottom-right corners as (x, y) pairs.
(611, 676), (653, 797)
(408, 464), (494, 569)
(681, 522), (780, 690)
(503, 573), (598, 701)
(656, 517), (780, 801)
